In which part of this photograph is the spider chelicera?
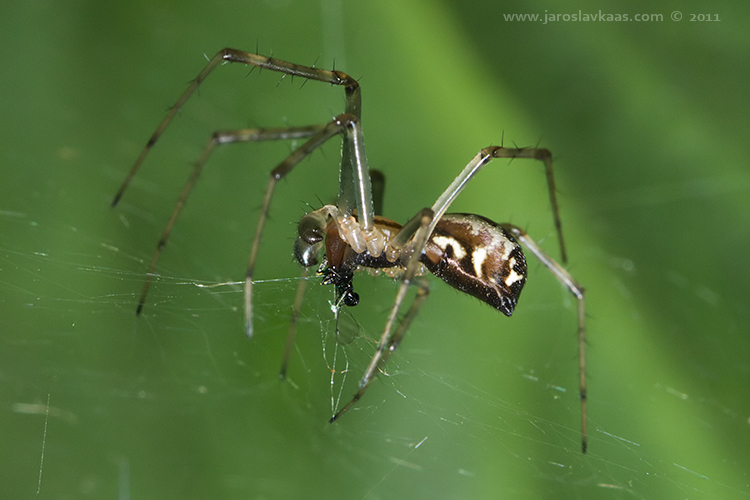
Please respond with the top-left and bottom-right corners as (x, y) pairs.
(113, 48), (588, 453)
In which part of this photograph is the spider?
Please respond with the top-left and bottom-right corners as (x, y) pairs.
(113, 48), (588, 453)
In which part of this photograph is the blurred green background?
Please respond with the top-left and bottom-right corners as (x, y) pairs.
(2, 0), (749, 498)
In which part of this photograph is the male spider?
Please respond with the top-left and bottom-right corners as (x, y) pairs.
(113, 48), (588, 453)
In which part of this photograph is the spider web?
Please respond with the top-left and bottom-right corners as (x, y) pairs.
(2, 0), (749, 495)
(2, 195), (747, 500)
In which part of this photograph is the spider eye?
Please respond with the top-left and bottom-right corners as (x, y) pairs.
(294, 237), (322, 267)
(295, 209), (329, 267)
(298, 209), (327, 244)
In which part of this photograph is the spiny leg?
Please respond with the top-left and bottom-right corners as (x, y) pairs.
(112, 48), (362, 207)
(114, 47), (381, 338)
(132, 125), (326, 315)
(502, 223), (587, 453)
(430, 146), (567, 262)
(330, 208), (434, 423)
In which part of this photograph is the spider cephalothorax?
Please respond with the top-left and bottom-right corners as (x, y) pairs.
(113, 48), (588, 452)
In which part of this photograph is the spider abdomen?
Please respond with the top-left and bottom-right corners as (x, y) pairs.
(421, 213), (527, 316)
